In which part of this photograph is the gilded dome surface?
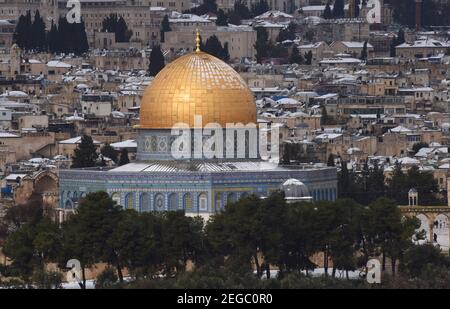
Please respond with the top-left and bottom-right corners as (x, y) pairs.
(140, 52), (257, 129)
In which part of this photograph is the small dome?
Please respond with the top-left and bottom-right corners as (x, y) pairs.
(280, 179), (310, 198)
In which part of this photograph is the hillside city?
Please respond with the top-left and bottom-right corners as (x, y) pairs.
(0, 0), (449, 290)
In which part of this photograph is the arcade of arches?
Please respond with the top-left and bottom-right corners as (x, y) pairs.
(13, 171), (59, 218)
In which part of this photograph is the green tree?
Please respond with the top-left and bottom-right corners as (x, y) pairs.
(251, 0), (270, 17)
(360, 41), (368, 61)
(216, 9), (228, 26)
(254, 27), (270, 63)
(323, 2), (333, 19)
(61, 192), (120, 288)
(100, 144), (118, 163)
(332, 0), (345, 18)
(102, 14), (132, 42)
(276, 22), (296, 42)
(119, 148), (130, 166)
(148, 45), (165, 77)
(304, 50), (313, 65)
(95, 267), (118, 289)
(31, 10), (47, 52)
(160, 15), (171, 43)
(327, 154), (335, 167)
(13, 11), (32, 50)
(3, 218), (61, 283)
(71, 135), (98, 168)
(289, 45), (304, 64)
(400, 244), (450, 278)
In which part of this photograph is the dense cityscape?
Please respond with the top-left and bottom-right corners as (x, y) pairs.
(0, 0), (449, 291)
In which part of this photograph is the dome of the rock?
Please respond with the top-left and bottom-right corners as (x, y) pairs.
(139, 52), (257, 129)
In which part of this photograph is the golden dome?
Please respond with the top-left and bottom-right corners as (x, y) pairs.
(140, 52), (257, 129)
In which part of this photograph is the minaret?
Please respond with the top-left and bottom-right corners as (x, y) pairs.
(415, 0), (423, 31)
(9, 44), (21, 78)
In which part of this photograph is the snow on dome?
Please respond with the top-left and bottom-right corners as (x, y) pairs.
(347, 147), (361, 154)
(76, 84), (90, 89)
(280, 179), (310, 198)
(390, 125), (412, 133)
(111, 111), (125, 118)
(277, 98), (299, 105)
(397, 157), (420, 165)
(1, 91), (28, 97)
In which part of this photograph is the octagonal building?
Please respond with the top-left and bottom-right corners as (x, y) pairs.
(59, 42), (337, 220)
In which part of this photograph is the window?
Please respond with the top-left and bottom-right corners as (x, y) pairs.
(154, 193), (165, 211)
(198, 193), (207, 211)
(140, 193), (150, 212)
(125, 193), (134, 210)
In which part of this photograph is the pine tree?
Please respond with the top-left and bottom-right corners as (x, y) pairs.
(397, 28), (405, 45)
(323, 2), (333, 19)
(47, 21), (59, 54)
(355, 0), (361, 18)
(32, 10), (46, 52)
(251, 0), (270, 17)
(71, 135), (98, 168)
(216, 9), (228, 26)
(102, 14), (131, 43)
(119, 148), (130, 166)
(254, 27), (270, 63)
(332, 0), (345, 18)
(304, 50), (313, 65)
(100, 144), (118, 163)
(360, 41), (368, 61)
(148, 45), (165, 77)
(390, 37), (397, 57)
(289, 45), (303, 64)
(13, 11), (33, 50)
(160, 15), (171, 43)
(327, 154), (335, 167)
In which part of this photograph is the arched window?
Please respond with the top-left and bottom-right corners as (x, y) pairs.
(154, 193), (165, 212)
(227, 192), (237, 204)
(140, 193), (150, 212)
(168, 193), (178, 211)
(214, 192), (223, 212)
(65, 199), (74, 210)
(183, 193), (193, 212)
(125, 193), (134, 210)
(198, 193), (208, 212)
(111, 193), (121, 206)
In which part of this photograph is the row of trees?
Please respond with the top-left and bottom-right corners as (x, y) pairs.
(385, 0), (450, 27)
(255, 27), (312, 64)
(14, 11), (89, 54)
(337, 159), (444, 206)
(71, 135), (129, 168)
(102, 14), (132, 43)
(2, 190), (426, 288)
(186, 0), (271, 26)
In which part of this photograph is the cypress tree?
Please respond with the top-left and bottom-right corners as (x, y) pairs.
(332, 0), (345, 18)
(160, 15), (171, 43)
(119, 148), (130, 166)
(148, 45), (165, 76)
(216, 9), (228, 26)
(289, 45), (304, 64)
(323, 2), (333, 19)
(71, 135), (98, 168)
